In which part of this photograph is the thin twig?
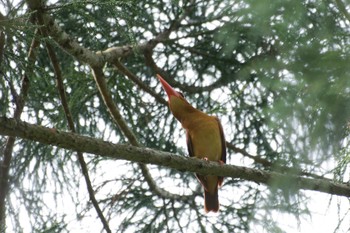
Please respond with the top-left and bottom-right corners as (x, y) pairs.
(91, 66), (186, 200)
(226, 142), (336, 181)
(143, 48), (222, 94)
(40, 16), (112, 232)
(25, 0), (204, 203)
(226, 142), (273, 167)
(0, 28), (39, 231)
(98, 0), (198, 200)
(91, 67), (139, 145)
(0, 12), (6, 67)
(113, 60), (167, 105)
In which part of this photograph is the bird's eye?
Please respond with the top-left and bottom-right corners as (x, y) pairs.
(178, 92), (185, 98)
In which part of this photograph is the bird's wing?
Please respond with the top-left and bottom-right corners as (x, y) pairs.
(215, 117), (227, 164)
(186, 130), (195, 158)
(215, 117), (226, 187)
(186, 130), (208, 189)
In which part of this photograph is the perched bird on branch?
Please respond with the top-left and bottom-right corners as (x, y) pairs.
(156, 74), (226, 213)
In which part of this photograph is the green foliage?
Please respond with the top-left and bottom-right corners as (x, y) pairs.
(1, 0), (349, 232)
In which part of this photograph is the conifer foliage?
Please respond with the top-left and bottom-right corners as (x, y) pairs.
(0, 0), (350, 232)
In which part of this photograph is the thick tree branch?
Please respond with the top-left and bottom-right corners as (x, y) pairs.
(24, 2), (187, 224)
(26, 0), (191, 70)
(26, 0), (103, 67)
(1, 117), (350, 198)
(26, 0), (183, 202)
(91, 2), (197, 199)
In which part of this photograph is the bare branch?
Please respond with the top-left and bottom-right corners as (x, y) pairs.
(26, 0), (183, 68)
(1, 117), (350, 198)
(143, 48), (226, 94)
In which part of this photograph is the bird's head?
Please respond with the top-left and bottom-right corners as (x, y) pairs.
(156, 74), (196, 122)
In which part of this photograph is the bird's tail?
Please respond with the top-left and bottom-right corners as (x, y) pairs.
(204, 189), (219, 213)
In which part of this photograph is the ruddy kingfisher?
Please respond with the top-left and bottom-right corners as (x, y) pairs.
(156, 74), (226, 212)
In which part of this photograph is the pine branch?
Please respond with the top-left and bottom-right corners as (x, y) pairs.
(91, 67), (186, 201)
(25, 0), (170, 69)
(91, 67), (139, 144)
(1, 117), (350, 198)
(26, 0), (104, 67)
(226, 142), (336, 181)
(0, 13), (5, 67)
(40, 18), (112, 233)
(113, 60), (167, 105)
(26, 0), (188, 204)
(0, 28), (39, 231)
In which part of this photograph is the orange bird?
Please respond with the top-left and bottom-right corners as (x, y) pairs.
(156, 74), (226, 213)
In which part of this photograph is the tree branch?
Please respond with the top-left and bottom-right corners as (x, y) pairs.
(41, 21), (112, 233)
(1, 117), (350, 198)
(26, 0), (185, 203)
(226, 142), (273, 167)
(26, 0), (191, 69)
(93, 2), (197, 200)
(226, 142), (336, 181)
(0, 28), (39, 231)
(113, 60), (167, 106)
(91, 66), (185, 201)
(26, 0), (104, 67)
(0, 12), (6, 67)
(90, 67), (139, 145)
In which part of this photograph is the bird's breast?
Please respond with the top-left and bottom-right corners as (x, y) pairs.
(185, 116), (222, 161)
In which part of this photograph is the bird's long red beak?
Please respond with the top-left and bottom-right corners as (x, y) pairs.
(156, 74), (182, 98)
